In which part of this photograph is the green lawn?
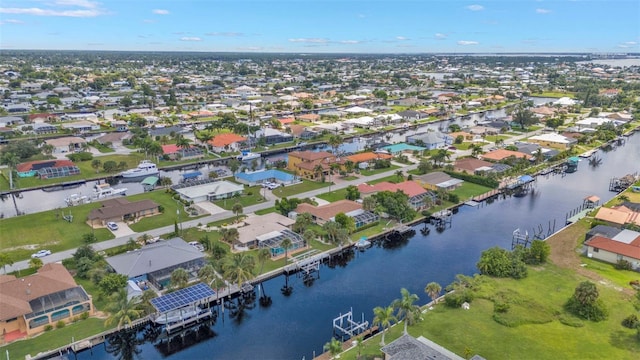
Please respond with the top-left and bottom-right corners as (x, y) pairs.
(0, 204), (113, 261)
(212, 186), (268, 210)
(451, 182), (493, 200)
(360, 165), (401, 177)
(531, 92), (576, 99)
(340, 263), (640, 360)
(272, 179), (331, 198)
(316, 188), (348, 202)
(125, 191), (208, 233)
(2, 318), (110, 360)
(254, 207), (277, 215)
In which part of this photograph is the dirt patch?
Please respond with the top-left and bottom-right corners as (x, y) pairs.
(546, 221), (634, 295)
(4, 244), (40, 251)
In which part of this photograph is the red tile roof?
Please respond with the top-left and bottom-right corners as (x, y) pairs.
(279, 118), (295, 125)
(482, 149), (531, 161)
(16, 160), (75, 173)
(586, 235), (640, 260)
(295, 200), (362, 221)
(345, 152), (392, 163)
(289, 150), (334, 162)
(358, 181), (427, 197)
(209, 133), (247, 147)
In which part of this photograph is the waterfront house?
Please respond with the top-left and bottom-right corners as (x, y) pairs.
(406, 132), (452, 150)
(160, 144), (205, 161)
(381, 143), (427, 156)
(105, 238), (206, 291)
(381, 333), (473, 360)
(481, 149), (532, 162)
(234, 169), (297, 186)
(414, 171), (464, 191)
(0, 263), (94, 339)
(293, 200), (379, 229)
(527, 133), (577, 150)
(208, 133), (247, 153)
(87, 198), (160, 227)
(585, 229), (640, 270)
(287, 151), (336, 180)
(44, 136), (87, 154)
(236, 213), (303, 256)
(16, 159), (80, 179)
(254, 127), (294, 145)
(593, 203), (640, 228)
(172, 179), (244, 203)
(344, 152), (392, 169)
(453, 157), (494, 174)
(358, 181), (436, 210)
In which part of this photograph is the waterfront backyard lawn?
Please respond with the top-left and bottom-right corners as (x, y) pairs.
(340, 263), (640, 360)
(2, 318), (109, 360)
(451, 182), (493, 200)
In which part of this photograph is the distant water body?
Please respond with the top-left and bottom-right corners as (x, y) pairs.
(577, 58), (640, 67)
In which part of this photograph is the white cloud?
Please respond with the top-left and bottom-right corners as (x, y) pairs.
(180, 37), (201, 41)
(206, 32), (244, 37)
(152, 9), (170, 15)
(0, 19), (24, 25)
(457, 40), (479, 45)
(536, 8), (552, 14)
(339, 40), (361, 44)
(54, 0), (98, 8)
(466, 5), (484, 11)
(396, 36), (409, 40)
(435, 33), (447, 39)
(288, 38), (329, 44)
(623, 41), (638, 45)
(0, 7), (103, 17)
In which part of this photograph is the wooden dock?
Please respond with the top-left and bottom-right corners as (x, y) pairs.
(472, 189), (501, 202)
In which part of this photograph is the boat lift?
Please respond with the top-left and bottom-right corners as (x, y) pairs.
(332, 308), (369, 340)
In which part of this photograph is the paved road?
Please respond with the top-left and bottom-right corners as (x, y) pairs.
(5, 128), (542, 273)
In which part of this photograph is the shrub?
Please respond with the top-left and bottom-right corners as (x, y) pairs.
(444, 290), (474, 308)
(80, 312), (89, 320)
(67, 152), (93, 162)
(56, 320), (66, 329)
(615, 259), (632, 270)
(558, 315), (585, 328)
(494, 301), (510, 313)
(44, 325), (53, 331)
(622, 314), (639, 329)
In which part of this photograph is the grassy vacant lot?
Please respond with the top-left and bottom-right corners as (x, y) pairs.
(2, 318), (109, 360)
(360, 165), (400, 177)
(0, 204), (113, 261)
(531, 91), (576, 99)
(451, 182), (493, 200)
(272, 179), (331, 198)
(213, 185), (267, 210)
(341, 263), (640, 360)
(316, 188), (348, 203)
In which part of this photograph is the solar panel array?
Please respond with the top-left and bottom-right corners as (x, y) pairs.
(150, 282), (216, 313)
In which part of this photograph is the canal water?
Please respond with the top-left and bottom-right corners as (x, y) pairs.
(67, 132), (640, 360)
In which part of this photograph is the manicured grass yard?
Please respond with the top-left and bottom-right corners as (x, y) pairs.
(451, 182), (493, 200)
(316, 188), (348, 202)
(212, 185), (268, 210)
(2, 318), (109, 360)
(0, 204), (113, 261)
(360, 165), (400, 177)
(272, 179), (331, 198)
(340, 263), (640, 360)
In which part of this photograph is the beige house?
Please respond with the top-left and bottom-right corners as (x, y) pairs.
(585, 231), (640, 270)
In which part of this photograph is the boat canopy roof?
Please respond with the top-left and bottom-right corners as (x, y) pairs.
(182, 171), (203, 180)
(150, 283), (216, 313)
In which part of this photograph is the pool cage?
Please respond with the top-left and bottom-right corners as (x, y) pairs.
(259, 229), (305, 257)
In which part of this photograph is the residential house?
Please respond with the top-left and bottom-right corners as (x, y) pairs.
(16, 159), (80, 179)
(87, 198), (160, 227)
(358, 181), (436, 210)
(105, 237), (206, 290)
(453, 157), (496, 174)
(32, 124), (58, 135)
(481, 149), (532, 162)
(406, 132), (451, 150)
(594, 203), (640, 228)
(60, 121), (100, 133)
(397, 110), (427, 121)
(528, 133), (577, 150)
(44, 136), (87, 154)
(344, 152), (392, 169)
(172, 179), (244, 202)
(160, 144), (205, 161)
(381, 334), (477, 360)
(414, 171), (464, 191)
(234, 169), (297, 186)
(0, 116), (24, 127)
(381, 143), (427, 156)
(236, 213), (303, 257)
(208, 133), (247, 153)
(287, 151), (336, 180)
(585, 229), (640, 270)
(294, 200), (379, 229)
(254, 127), (293, 145)
(0, 263), (94, 338)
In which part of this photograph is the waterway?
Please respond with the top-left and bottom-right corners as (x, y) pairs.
(66, 132), (640, 360)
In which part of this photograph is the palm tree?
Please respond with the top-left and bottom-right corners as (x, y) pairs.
(195, 130), (214, 154)
(424, 282), (442, 305)
(313, 164), (324, 181)
(220, 227), (239, 244)
(91, 159), (102, 173)
(328, 134), (342, 155)
(373, 305), (397, 346)
(0, 253), (14, 274)
(232, 202), (243, 223)
(323, 337), (343, 360)
(170, 268), (190, 289)
(175, 134), (192, 150)
(28, 258), (43, 271)
(392, 288), (420, 334)
(470, 144), (484, 158)
(138, 289), (158, 315)
(198, 264), (216, 286)
(293, 212), (313, 234)
(430, 148), (450, 166)
(0, 152), (19, 189)
(223, 253), (256, 288)
(105, 289), (143, 329)
(280, 238), (293, 265)
(395, 170), (404, 182)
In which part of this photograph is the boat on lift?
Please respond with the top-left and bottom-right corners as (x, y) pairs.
(120, 160), (159, 178)
(237, 150), (261, 162)
(93, 183), (127, 199)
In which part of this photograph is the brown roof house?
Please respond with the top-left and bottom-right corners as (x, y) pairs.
(294, 199), (379, 229)
(585, 229), (640, 270)
(87, 198), (160, 227)
(0, 263), (94, 339)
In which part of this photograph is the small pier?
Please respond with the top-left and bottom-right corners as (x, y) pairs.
(431, 209), (453, 230)
(472, 189), (501, 202)
(505, 175), (535, 197)
(511, 228), (530, 250)
(332, 308), (369, 340)
(164, 308), (215, 333)
(284, 252), (330, 275)
(609, 173), (638, 193)
(391, 223), (413, 236)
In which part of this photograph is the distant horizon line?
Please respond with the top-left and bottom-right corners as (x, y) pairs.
(1, 49), (639, 57)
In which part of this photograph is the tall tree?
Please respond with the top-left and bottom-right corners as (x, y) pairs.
(392, 288), (421, 334)
(424, 282), (442, 305)
(323, 337), (342, 360)
(373, 305), (397, 346)
(328, 135), (342, 155)
(280, 238), (293, 265)
(232, 202), (243, 222)
(170, 268), (189, 290)
(198, 264), (217, 286)
(105, 289), (143, 329)
(223, 253), (256, 288)
(293, 212), (314, 234)
(0, 253), (14, 274)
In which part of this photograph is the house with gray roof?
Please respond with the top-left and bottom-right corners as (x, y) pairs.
(105, 237), (206, 290)
(381, 334), (476, 360)
(414, 171), (464, 191)
(406, 131), (452, 150)
(87, 198), (160, 227)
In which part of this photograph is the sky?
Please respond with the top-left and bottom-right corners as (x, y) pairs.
(0, 0), (638, 53)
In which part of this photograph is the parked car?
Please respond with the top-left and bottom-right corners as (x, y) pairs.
(31, 250), (52, 258)
(106, 222), (119, 231)
(188, 241), (205, 252)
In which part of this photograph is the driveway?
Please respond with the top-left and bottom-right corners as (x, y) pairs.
(108, 221), (136, 238)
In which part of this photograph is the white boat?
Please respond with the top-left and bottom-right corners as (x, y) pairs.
(93, 183), (127, 199)
(120, 160), (159, 178)
(65, 193), (91, 206)
(355, 237), (372, 250)
(237, 151), (261, 162)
